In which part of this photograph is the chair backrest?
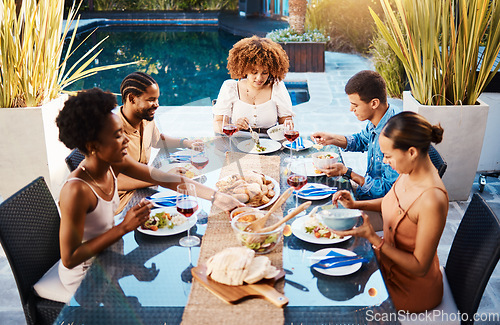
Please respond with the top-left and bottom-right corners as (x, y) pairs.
(65, 148), (85, 171)
(0, 177), (61, 322)
(445, 193), (500, 324)
(428, 145), (447, 178)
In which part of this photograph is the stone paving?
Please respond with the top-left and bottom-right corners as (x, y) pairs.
(1, 51), (500, 324)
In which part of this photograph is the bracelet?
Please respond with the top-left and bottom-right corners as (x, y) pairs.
(179, 137), (188, 148)
(372, 237), (385, 251)
(210, 191), (218, 204)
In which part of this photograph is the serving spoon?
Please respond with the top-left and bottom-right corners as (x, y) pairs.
(257, 201), (312, 233)
(244, 187), (294, 232)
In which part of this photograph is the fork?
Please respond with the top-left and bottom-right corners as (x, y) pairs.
(248, 125), (260, 146)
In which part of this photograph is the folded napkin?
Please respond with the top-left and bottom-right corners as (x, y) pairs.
(296, 186), (337, 197)
(311, 250), (368, 269)
(146, 196), (177, 207)
(290, 137), (305, 150)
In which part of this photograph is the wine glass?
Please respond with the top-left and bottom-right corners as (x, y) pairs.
(284, 119), (299, 162)
(287, 159), (308, 215)
(190, 143), (209, 222)
(222, 115), (238, 152)
(176, 183), (200, 247)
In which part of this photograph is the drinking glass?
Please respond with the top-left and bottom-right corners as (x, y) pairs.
(176, 183), (200, 247)
(190, 143), (209, 221)
(222, 115), (238, 152)
(284, 119), (299, 162)
(287, 159), (308, 215)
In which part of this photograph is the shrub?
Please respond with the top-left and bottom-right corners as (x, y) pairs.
(266, 27), (329, 43)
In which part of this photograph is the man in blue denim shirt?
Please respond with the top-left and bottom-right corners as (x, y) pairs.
(312, 70), (399, 200)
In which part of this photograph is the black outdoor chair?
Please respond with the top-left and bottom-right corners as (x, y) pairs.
(443, 193), (500, 324)
(65, 148), (85, 171)
(428, 145), (447, 178)
(0, 177), (65, 325)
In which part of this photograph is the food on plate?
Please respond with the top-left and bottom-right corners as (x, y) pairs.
(206, 247), (280, 286)
(253, 143), (267, 152)
(316, 153), (336, 159)
(141, 211), (187, 231)
(303, 211), (343, 240)
(216, 171), (275, 207)
(231, 214), (283, 254)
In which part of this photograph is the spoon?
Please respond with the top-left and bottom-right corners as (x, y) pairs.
(244, 187), (294, 232)
(257, 201), (312, 233)
(248, 125), (260, 146)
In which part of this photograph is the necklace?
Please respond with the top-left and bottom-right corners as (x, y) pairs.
(246, 86), (262, 105)
(81, 166), (114, 196)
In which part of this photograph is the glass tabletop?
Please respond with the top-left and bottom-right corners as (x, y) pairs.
(55, 135), (398, 325)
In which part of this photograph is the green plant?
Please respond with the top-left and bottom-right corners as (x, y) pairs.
(369, 27), (406, 99)
(266, 27), (329, 43)
(0, 0), (137, 108)
(305, 0), (384, 53)
(371, 0), (500, 105)
(92, 0), (236, 11)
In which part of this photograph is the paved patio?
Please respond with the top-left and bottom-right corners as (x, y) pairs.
(1, 51), (500, 325)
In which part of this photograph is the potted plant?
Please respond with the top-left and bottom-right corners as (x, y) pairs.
(370, 0), (500, 200)
(0, 0), (137, 199)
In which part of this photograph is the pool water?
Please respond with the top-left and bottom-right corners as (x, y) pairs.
(65, 25), (309, 106)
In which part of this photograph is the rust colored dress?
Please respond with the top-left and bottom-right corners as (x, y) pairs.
(378, 178), (447, 312)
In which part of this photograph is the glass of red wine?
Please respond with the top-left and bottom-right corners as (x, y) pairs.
(287, 160), (308, 215)
(222, 115), (238, 151)
(176, 183), (200, 247)
(284, 119), (299, 162)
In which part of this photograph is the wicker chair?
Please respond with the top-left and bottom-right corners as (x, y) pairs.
(0, 177), (65, 325)
(65, 148), (85, 172)
(429, 145), (447, 178)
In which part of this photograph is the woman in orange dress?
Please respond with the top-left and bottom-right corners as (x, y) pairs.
(332, 111), (448, 312)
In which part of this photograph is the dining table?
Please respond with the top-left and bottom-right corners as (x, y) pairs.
(54, 134), (400, 325)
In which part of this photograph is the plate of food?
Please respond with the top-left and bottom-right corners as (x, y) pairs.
(215, 171), (280, 209)
(283, 138), (314, 151)
(237, 139), (282, 154)
(159, 163), (201, 179)
(291, 158), (325, 177)
(137, 206), (197, 236)
(291, 215), (351, 244)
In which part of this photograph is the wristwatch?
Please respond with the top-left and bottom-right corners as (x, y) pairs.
(343, 167), (352, 180)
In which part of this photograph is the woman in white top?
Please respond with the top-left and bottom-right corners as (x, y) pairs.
(213, 36), (294, 134)
(35, 88), (242, 303)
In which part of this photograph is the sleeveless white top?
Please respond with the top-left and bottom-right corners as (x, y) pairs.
(212, 79), (293, 129)
(58, 169), (119, 294)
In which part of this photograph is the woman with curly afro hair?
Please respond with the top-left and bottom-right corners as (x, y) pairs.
(213, 36), (294, 135)
(33, 88), (242, 303)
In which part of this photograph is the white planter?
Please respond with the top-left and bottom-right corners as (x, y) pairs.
(0, 95), (70, 199)
(477, 93), (500, 172)
(403, 91), (489, 201)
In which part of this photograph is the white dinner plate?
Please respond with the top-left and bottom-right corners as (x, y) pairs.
(310, 248), (362, 276)
(296, 183), (334, 200)
(159, 162), (201, 179)
(216, 174), (280, 210)
(283, 139), (314, 151)
(291, 158), (325, 177)
(291, 216), (351, 244)
(136, 206), (197, 236)
(237, 139), (282, 154)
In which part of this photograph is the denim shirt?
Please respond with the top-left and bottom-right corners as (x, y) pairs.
(344, 105), (400, 200)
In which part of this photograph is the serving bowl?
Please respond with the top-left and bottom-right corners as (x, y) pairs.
(267, 124), (285, 141)
(311, 152), (339, 170)
(231, 211), (284, 254)
(318, 209), (361, 231)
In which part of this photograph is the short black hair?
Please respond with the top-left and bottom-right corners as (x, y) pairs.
(120, 72), (157, 104)
(345, 70), (387, 105)
(56, 88), (117, 155)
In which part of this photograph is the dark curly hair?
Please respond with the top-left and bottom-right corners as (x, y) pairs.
(345, 70), (387, 105)
(120, 72), (157, 105)
(56, 88), (117, 155)
(227, 36), (289, 84)
(382, 111), (444, 154)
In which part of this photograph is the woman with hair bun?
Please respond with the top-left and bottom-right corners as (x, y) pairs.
(212, 35), (294, 135)
(331, 111), (448, 313)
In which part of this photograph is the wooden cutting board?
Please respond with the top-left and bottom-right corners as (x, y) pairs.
(191, 264), (289, 307)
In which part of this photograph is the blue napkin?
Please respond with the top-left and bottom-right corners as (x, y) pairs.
(311, 250), (368, 269)
(297, 186), (337, 197)
(290, 137), (304, 150)
(146, 196), (177, 207)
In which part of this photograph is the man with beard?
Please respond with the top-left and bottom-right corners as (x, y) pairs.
(116, 72), (196, 213)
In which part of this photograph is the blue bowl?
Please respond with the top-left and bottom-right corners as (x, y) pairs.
(319, 209), (361, 231)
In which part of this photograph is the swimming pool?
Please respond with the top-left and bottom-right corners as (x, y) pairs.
(65, 25), (309, 106)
